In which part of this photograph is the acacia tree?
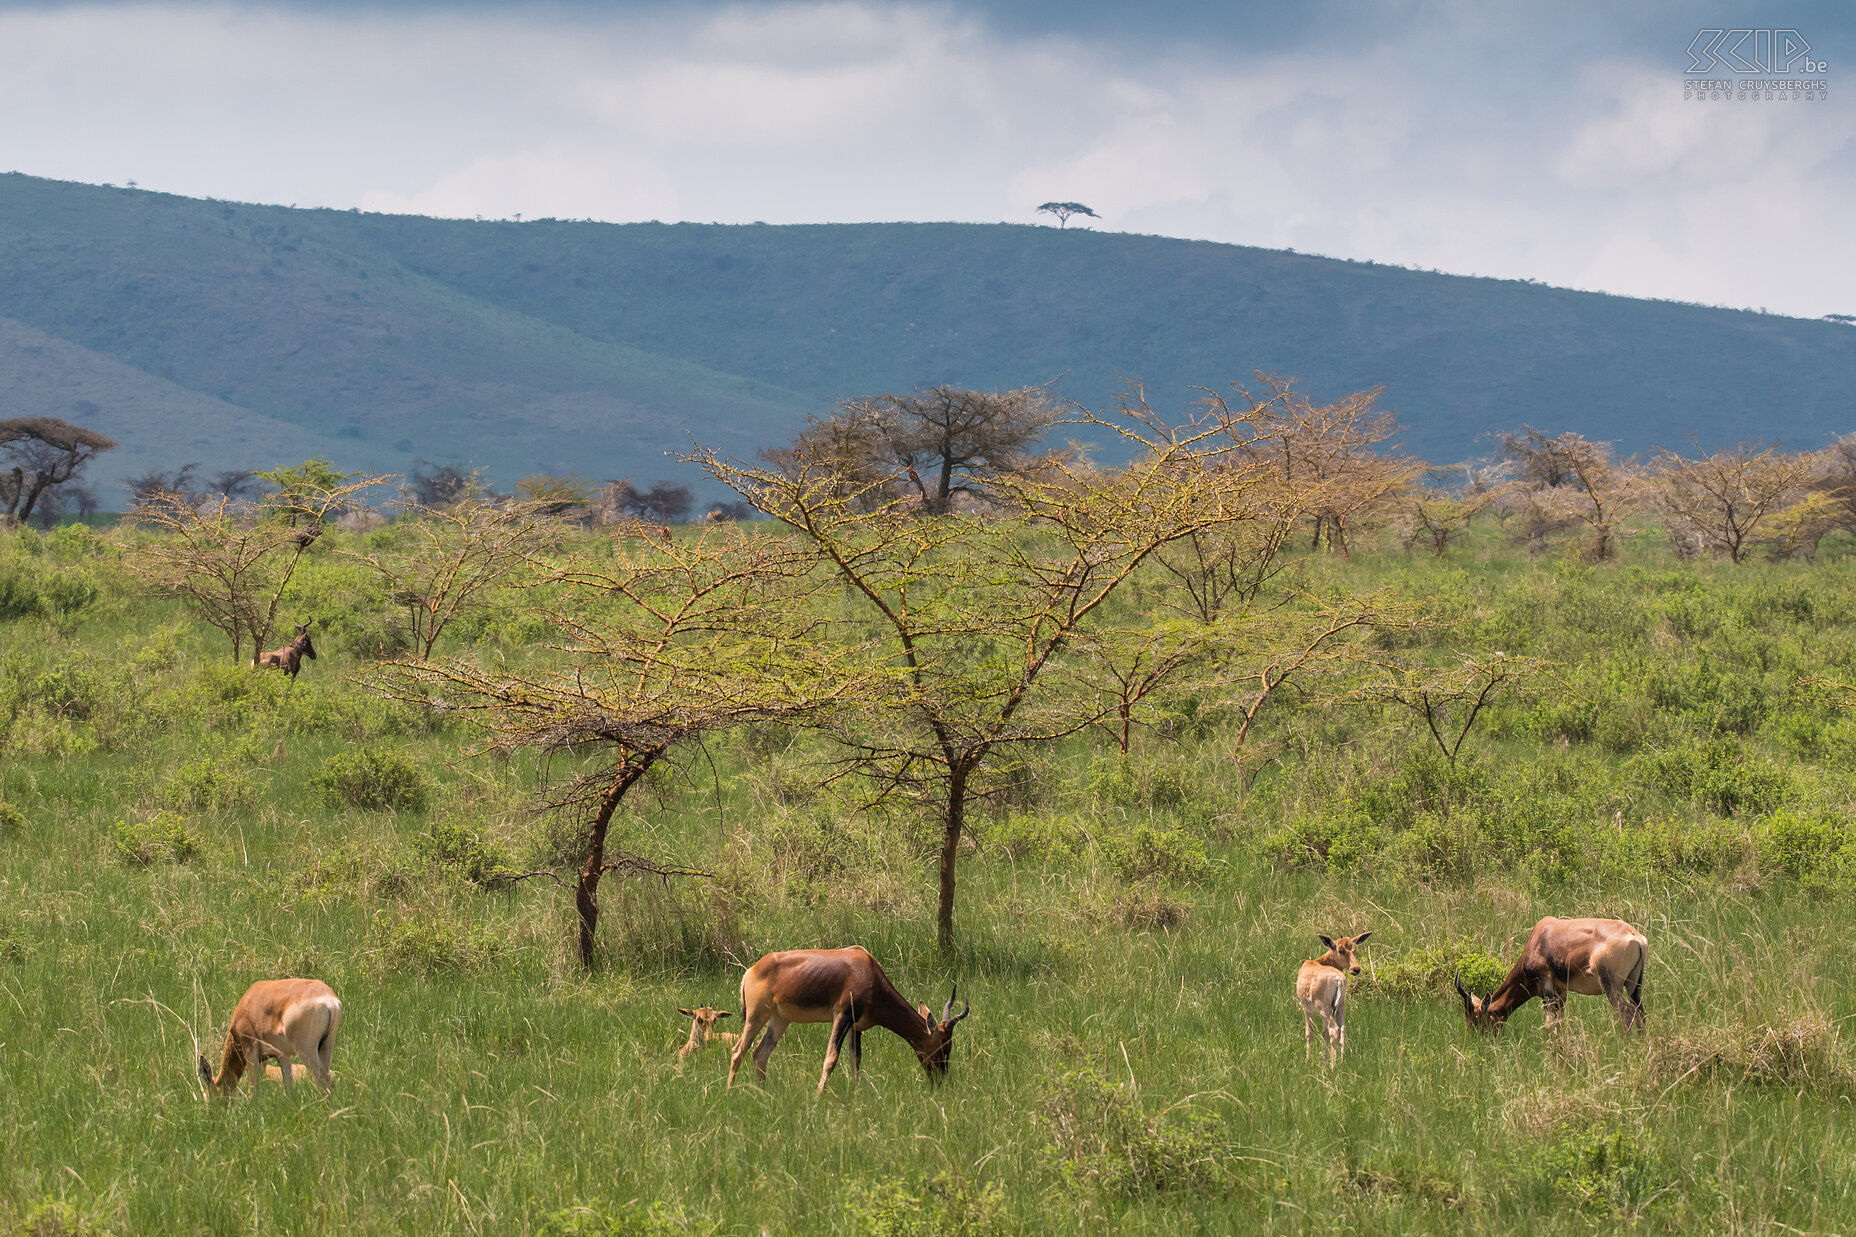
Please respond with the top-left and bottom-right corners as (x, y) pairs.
(1400, 485), (1499, 556)
(767, 385), (1060, 516)
(1649, 441), (1822, 564)
(1499, 427), (1637, 561)
(345, 498), (558, 659)
(1037, 202), (1099, 227)
(1352, 651), (1544, 767)
(372, 522), (865, 968)
(2, 417), (117, 527)
(124, 466), (384, 660)
(1238, 377), (1419, 558)
(697, 399), (1273, 947)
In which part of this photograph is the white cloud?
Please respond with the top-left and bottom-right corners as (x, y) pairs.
(0, 3), (1849, 315)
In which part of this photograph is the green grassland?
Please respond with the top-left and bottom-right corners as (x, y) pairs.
(7, 519), (1856, 1234)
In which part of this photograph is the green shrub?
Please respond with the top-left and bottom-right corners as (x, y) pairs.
(985, 811), (1086, 863)
(1085, 755), (1194, 810)
(845, 1173), (1006, 1237)
(0, 798), (23, 837)
(111, 813), (198, 867)
(1533, 1125), (1667, 1215)
(1037, 1069), (1235, 1197)
(0, 562), (41, 621)
(412, 820), (518, 887)
(538, 1201), (685, 1237)
(1100, 823), (1209, 884)
(1760, 808), (1856, 889)
(313, 746), (429, 812)
(0, 923), (27, 964)
(365, 910), (502, 975)
(164, 758), (258, 812)
(1355, 939), (1508, 1001)
(4, 1197), (118, 1236)
(1632, 739), (1791, 817)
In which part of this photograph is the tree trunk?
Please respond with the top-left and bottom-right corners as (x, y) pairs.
(576, 762), (649, 968)
(1117, 701), (1132, 754)
(936, 765), (969, 950)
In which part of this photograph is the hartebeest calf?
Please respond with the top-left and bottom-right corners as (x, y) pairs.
(677, 1006), (737, 1060)
(198, 978), (341, 1097)
(254, 620), (317, 680)
(1454, 916), (1647, 1033)
(727, 947), (970, 1092)
(1296, 931), (1371, 1065)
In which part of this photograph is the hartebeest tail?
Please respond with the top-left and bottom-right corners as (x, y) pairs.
(727, 947), (970, 1092)
(254, 619), (318, 680)
(677, 1006), (737, 1060)
(1295, 931), (1371, 1065)
(198, 978), (341, 1097)
(1455, 916), (1647, 1033)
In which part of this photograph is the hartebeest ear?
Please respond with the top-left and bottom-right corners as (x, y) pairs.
(918, 1002), (935, 1029)
(1352, 931), (1372, 946)
(1318, 935), (1337, 952)
(677, 1008), (696, 1019)
(716, 1011), (734, 1020)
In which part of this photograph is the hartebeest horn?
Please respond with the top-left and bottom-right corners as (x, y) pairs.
(941, 986), (970, 1027)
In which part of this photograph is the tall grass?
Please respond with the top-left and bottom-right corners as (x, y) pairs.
(5, 523), (1856, 1233)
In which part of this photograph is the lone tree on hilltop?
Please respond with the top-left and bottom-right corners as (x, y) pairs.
(2, 416), (117, 527)
(1037, 201), (1099, 227)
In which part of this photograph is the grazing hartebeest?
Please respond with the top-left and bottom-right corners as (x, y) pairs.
(254, 620), (317, 679)
(1454, 916), (1647, 1033)
(198, 978), (342, 1096)
(726, 947), (970, 1092)
(1296, 931), (1371, 1065)
(677, 1006), (737, 1060)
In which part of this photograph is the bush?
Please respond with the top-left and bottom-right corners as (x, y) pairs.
(985, 811), (1086, 863)
(1037, 1069), (1236, 1197)
(365, 910), (503, 975)
(412, 820), (518, 887)
(1760, 808), (1856, 889)
(111, 813), (198, 867)
(1532, 1125), (1667, 1216)
(4, 1197), (118, 1236)
(538, 1201), (685, 1237)
(0, 798), (23, 837)
(1354, 939), (1508, 1001)
(845, 1173), (1006, 1237)
(1632, 738), (1791, 817)
(1085, 755), (1194, 810)
(313, 746), (429, 812)
(1100, 824), (1209, 884)
(164, 758), (258, 812)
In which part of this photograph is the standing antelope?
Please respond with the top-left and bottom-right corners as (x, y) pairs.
(1296, 931), (1371, 1065)
(677, 1006), (737, 1060)
(198, 978), (341, 1097)
(1454, 916), (1647, 1033)
(254, 619), (317, 680)
(727, 947), (970, 1092)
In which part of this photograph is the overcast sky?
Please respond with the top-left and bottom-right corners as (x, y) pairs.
(1, 1), (1850, 317)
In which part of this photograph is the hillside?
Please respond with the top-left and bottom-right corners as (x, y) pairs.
(1, 172), (1851, 503)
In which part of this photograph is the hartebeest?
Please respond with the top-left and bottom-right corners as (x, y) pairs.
(197, 978), (341, 1096)
(1296, 931), (1371, 1064)
(677, 1005), (737, 1060)
(1454, 916), (1647, 1033)
(254, 620), (317, 680)
(726, 947), (970, 1092)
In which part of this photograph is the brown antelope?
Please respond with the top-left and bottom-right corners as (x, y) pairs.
(677, 1006), (737, 1060)
(726, 947), (970, 1092)
(1454, 916), (1647, 1033)
(197, 978), (341, 1097)
(254, 619), (317, 679)
(1296, 931), (1371, 1064)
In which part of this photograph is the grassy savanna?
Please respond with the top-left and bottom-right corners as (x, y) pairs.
(7, 502), (1856, 1234)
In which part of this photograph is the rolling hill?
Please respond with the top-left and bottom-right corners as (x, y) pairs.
(1, 172), (1850, 505)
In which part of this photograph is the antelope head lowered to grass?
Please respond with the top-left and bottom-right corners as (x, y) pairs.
(1455, 916), (1647, 1033)
(1296, 931), (1371, 1065)
(254, 619), (317, 680)
(198, 978), (341, 1097)
(727, 947), (970, 1093)
(677, 1006), (737, 1060)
